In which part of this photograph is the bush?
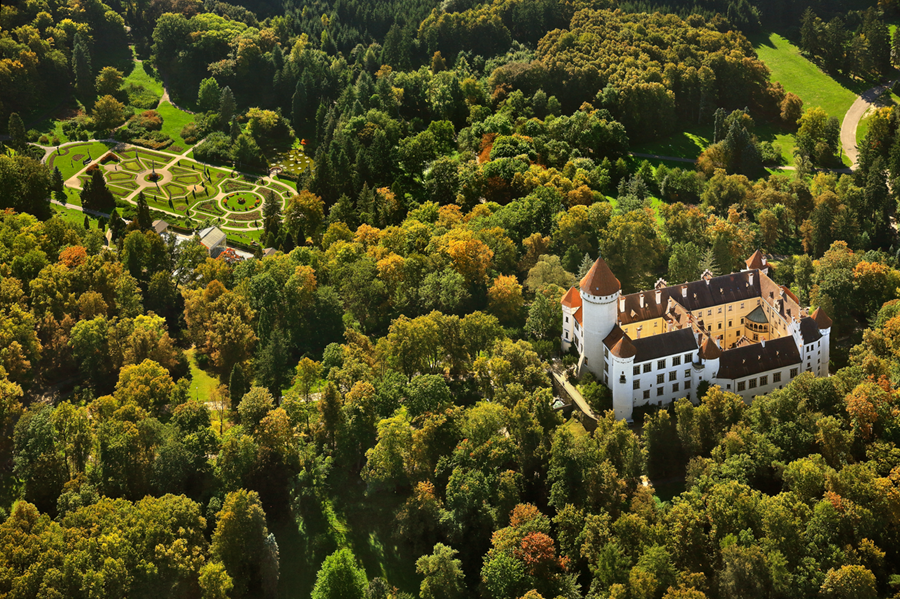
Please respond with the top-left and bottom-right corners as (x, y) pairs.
(131, 110), (163, 130)
(125, 83), (160, 109)
(759, 141), (783, 165)
(181, 122), (200, 144)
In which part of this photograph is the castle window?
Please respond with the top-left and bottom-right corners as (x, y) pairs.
(657, 359), (666, 369)
(657, 387), (664, 396)
(718, 307), (722, 314)
(565, 316), (568, 323)
(684, 369), (690, 378)
(672, 383), (679, 392)
(685, 380), (691, 389)
(643, 390), (650, 400)
(773, 372), (781, 383)
(633, 366), (640, 375)
(707, 309), (712, 316)
(604, 361), (608, 372)
(728, 305), (733, 311)
(604, 347), (609, 358)
(790, 367), (798, 378)
(760, 375), (768, 386)
(728, 320), (732, 327)
(669, 371), (677, 382)
(684, 353), (692, 363)
(737, 381), (746, 392)
(718, 323), (722, 330)
(643, 363), (651, 373)
(633, 380), (640, 390)
(740, 302), (744, 309)
(565, 332), (569, 340)
(673, 356), (681, 366)
(657, 374), (664, 384)
(748, 378), (757, 389)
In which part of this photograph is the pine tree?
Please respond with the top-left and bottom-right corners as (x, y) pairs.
(8, 113), (26, 150)
(291, 80), (306, 132)
(863, 8), (891, 75)
(712, 108), (727, 144)
(577, 253), (593, 279)
(893, 28), (900, 68)
(255, 328), (291, 402)
(220, 86), (236, 130)
(80, 169), (114, 213)
(698, 246), (719, 276)
(800, 8), (820, 56)
(229, 118), (240, 141)
(229, 363), (248, 410)
(136, 191), (152, 230)
(72, 33), (94, 104)
(51, 167), (65, 203)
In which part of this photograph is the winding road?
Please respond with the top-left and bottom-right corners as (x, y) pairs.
(839, 81), (896, 169)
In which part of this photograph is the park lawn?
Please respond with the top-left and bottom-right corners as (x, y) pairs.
(156, 102), (196, 151)
(185, 348), (218, 402)
(755, 123), (797, 165)
(51, 204), (101, 228)
(630, 124), (713, 159)
(272, 468), (420, 599)
(752, 32), (861, 120)
(50, 141), (118, 180)
(122, 59), (164, 108)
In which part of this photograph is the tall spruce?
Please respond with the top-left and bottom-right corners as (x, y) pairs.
(72, 33), (94, 104)
(220, 86), (236, 130)
(8, 113), (26, 150)
(136, 191), (152, 230)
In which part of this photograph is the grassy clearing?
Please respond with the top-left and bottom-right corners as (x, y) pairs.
(51, 204), (100, 227)
(272, 468), (420, 599)
(156, 102), (196, 151)
(185, 348), (219, 402)
(752, 32), (861, 120)
(631, 124), (713, 159)
(122, 60), (164, 108)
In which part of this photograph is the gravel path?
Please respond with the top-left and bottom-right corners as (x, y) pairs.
(840, 81), (895, 169)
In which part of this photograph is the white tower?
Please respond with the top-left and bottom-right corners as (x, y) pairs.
(579, 256), (621, 380)
(693, 334), (721, 403)
(811, 307), (832, 377)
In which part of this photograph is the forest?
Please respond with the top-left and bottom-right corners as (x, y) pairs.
(4, 0), (900, 597)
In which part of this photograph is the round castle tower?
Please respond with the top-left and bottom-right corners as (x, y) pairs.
(579, 256), (621, 380)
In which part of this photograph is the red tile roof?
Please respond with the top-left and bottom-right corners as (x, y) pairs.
(811, 307), (832, 329)
(580, 257), (620, 296)
(699, 335), (721, 359)
(561, 286), (582, 309)
(745, 250), (773, 271)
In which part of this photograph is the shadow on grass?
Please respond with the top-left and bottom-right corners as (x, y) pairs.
(272, 468), (420, 599)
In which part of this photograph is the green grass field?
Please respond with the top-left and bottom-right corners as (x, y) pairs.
(49, 141), (118, 180)
(752, 32), (862, 120)
(122, 59), (164, 109)
(156, 102), (196, 152)
(185, 349), (219, 401)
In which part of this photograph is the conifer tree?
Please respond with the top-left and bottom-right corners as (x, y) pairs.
(229, 363), (248, 410)
(291, 81), (306, 131)
(578, 253), (593, 279)
(8, 113), (26, 150)
(136, 191), (152, 230)
(51, 167), (65, 203)
(72, 33), (94, 104)
(220, 86), (235, 130)
(80, 169), (114, 213)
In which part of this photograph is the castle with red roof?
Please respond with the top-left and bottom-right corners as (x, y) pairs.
(560, 251), (831, 421)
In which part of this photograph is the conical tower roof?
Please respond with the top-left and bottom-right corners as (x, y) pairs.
(699, 335), (721, 360)
(580, 256), (620, 296)
(811, 307), (832, 329)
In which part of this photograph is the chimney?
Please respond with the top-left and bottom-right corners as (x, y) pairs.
(682, 286), (687, 298)
(619, 297), (625, 312)
(655, 289), (662, 305)
(762, 256), (767, 266)
(749, 272), (754, 287)
(762, 338), (766, 347)
(639, 293), (644, 309)
(637, 325), (642, 339)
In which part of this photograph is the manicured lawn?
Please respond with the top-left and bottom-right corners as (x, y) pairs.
(49, 141), (118, 180)
(185, 348), (219, 402)
(51, 204), (100, 227)
(631, 124), (713, 159)
(752, 32), (862, 120)
(122, 59), (164, 110)
(156, 101), (196, 151)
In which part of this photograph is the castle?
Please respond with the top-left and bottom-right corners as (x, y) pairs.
(560, 251), (831, 421)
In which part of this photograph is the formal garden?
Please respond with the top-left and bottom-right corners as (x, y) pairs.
(56, 140), (295, 245)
